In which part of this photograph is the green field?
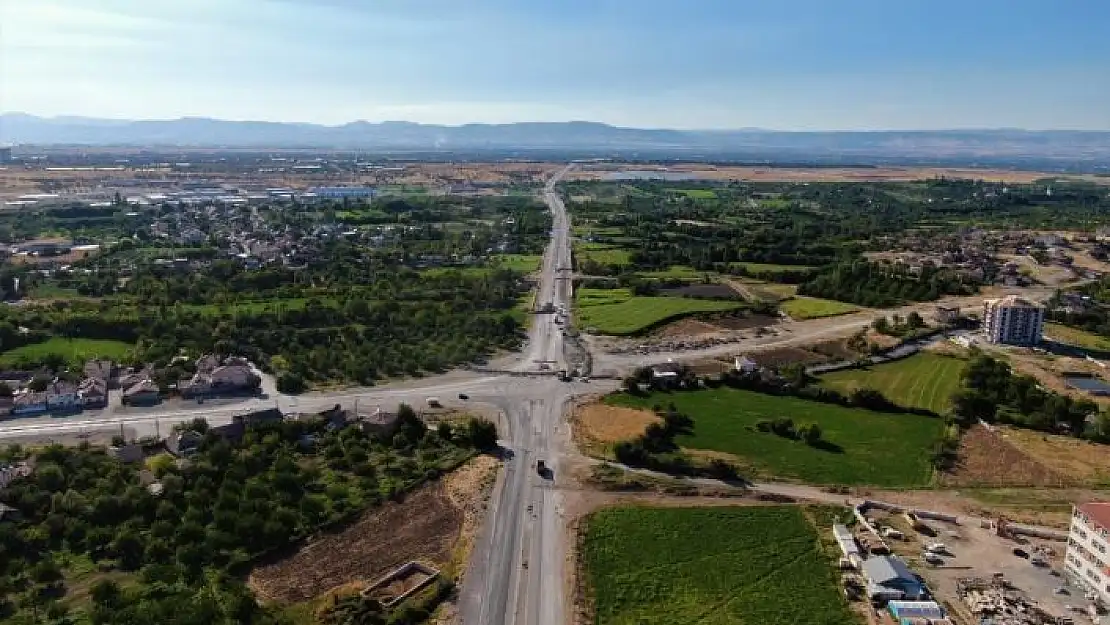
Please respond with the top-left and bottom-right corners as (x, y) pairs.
(1044, 322), (1110, 351)
(583, 506), (857, 625)
(0, 337), (135, 368)
(635, 265), (706, 280)
(819, 352), (966, 414)
(608, 387), (944, 485)
(576, 288), (743, 335)
(576, 242), (633, 266)
(780, 296), (860, 320)
(493, 254), (543, 272)
(729, 262), (814, 274)
(673, 188), (717, 199)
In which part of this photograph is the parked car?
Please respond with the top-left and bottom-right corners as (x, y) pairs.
(1013, 548), (1029, 558)
(458, 393), (469, 400)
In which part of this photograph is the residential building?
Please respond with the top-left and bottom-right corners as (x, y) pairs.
(45, 381), (81, 411)
(935, 306), (961, 325)
(862, 555), (925, 602)
(0, 502), (20, 523)
(982, 296), (1045, 345)
(84, 359), (117, 384)
(733, 356), (758, 374)
(166, 430), (202, 457)
(107, 443), (145, 464)
(180, 357), (260, 398)
(78, 377), (109, 408)
(10, 392), (48, 416)
(361, 409), (400, 436)
(1066, 502), (1110, 601)
(0, 462), (33, 489)
(121, 379), (161, 406)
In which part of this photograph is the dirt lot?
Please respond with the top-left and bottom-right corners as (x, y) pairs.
(749, 346), (831, 367)
(659, 283), (740, 299)
(860, 507), (1073, 624)
(1001, 426), (1110, 486)
(986, 344), (1110, 407)
(938, 424), (1074, 488)
(565, 164), (1078, 184)
(651, 312), (778, 339)
(249, 480), (463, 604)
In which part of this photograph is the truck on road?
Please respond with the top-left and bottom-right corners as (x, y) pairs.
(426, 397), (441, 408)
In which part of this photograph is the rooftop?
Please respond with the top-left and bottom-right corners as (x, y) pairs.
(1079, 502), (1110, 531)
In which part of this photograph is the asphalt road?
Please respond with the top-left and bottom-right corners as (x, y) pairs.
(459, 164), (581, 625)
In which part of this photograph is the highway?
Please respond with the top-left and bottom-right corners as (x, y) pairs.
(459, 164), (579, 625)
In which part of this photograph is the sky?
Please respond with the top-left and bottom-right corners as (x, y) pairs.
(2, 0), (1109, 130)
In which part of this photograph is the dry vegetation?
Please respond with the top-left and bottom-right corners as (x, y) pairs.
(1001, 426), (1110, 486)
(573, 403), (660, 456)
(566, 164), (1073, 184)
(937, 424), (1073, 488)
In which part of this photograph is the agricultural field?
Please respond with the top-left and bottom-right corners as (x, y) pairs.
(492, 253), (543, 272)
(582, 506), (857, 625)
(575, 242), (633, 266)
(1043, 322), (1110, 351)
(250, 480), (461, 605)
(729, 262), (815, 274)
(607, 387), (945, 485)
(672, 188), (717, 199)
(819, 353), (966, 414)
(636, 265), (707, 280)
(0, 337), (135, 368)
(575, 288), (744, 335)
(780, 296), (860, 320)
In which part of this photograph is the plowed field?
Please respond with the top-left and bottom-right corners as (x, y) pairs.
(249, 481), (461, 603)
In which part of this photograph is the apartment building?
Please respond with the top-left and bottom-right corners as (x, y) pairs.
(982, 295), (1044, 345)
(1066, 503), (1110, 602)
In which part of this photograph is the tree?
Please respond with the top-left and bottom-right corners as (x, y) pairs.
(464, 419), (498, 451)
(906, 311), (925, 329)
(801, 422), (823, 445)
(276, 371), (306, 394)
(90, 579), (122, 608)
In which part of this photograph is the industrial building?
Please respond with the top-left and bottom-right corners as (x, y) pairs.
(1065, 502), (1110, 603)
(863, 555), (926, 601)
(982, 295), (1045, 345)
(308, 186), (378, 199)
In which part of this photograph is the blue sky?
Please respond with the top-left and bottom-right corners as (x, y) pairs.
(3, 0), (1109, 129)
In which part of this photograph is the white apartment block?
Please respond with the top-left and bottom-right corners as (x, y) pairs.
(1066, 503), (1110, 602)
(982, 295), (1044, 345)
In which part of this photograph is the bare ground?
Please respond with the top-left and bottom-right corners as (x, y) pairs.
(1000, 426), (1110, 486)
(937, 424), (1074, 488)
(249, 481), (463, 604)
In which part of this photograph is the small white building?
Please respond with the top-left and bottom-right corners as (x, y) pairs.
(982, 296), (1044, 345)
(734, 356), (758, 374)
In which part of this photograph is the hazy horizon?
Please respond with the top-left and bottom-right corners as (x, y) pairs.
(3, 0), (1109, 131)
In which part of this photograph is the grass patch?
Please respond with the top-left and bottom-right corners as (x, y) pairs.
(0, 337), (135, 368)
(635, 265), (707, 280)
(576, 288), (743, 335)
(492, 254), (543, 273)
(672, 188), (717, 199)
(819, 353), (966, 414)
(780, 296), (860, 320)
(730, 261), (814, 273)
(1044, 322), (1110, 351)
(583, 506), (858, 625)
(576, 243), (633, 266)
(607, 387), (944, 486)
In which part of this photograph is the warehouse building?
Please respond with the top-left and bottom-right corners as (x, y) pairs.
(308, 186), (378, 200)
(863, 555), (926, 602)
(982, 295), (1044, 345)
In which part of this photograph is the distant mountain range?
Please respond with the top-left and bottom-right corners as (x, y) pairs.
(3, 113), (1110, 166)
